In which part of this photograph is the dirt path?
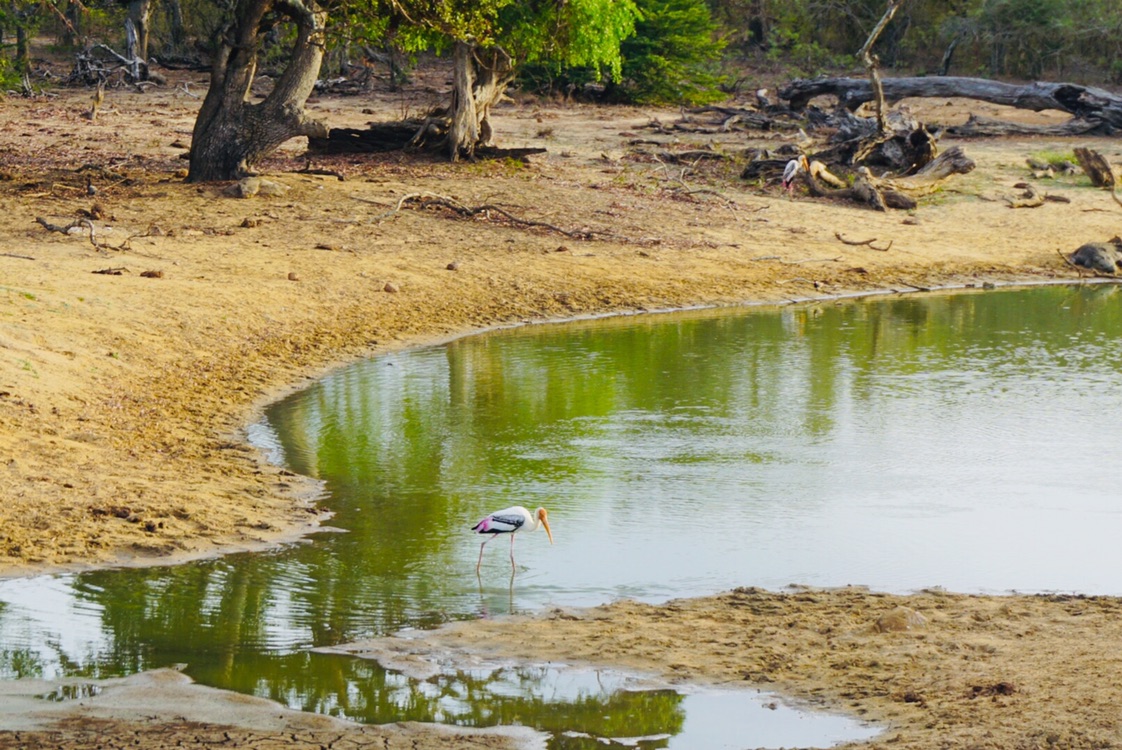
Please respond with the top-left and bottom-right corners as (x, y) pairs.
(1, 64), (1120, 747)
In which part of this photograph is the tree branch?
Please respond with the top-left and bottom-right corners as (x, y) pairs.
(390, 192), (600, 239)
(857, 0), (904, 137)
(835, 231), (892, 251)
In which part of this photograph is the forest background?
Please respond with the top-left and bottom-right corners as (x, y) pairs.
(2, 0), (1120, 109)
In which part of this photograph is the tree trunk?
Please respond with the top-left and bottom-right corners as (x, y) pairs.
(15, 22), (30, 73)
(63, 0), (82, 47)
(938, 36), (959, 76)
(445, 42), (515, 160)
(164, 0), (187, 53)
(447, 41), (480, 161)
(125, 0), (150, 77)
(779, 76), (1122, 131)
(187, 0), (329, 182)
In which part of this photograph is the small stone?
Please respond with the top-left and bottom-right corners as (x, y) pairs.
(256, 179), (289, 197)
(383, 282), (400, 293)
(874, 606), (927, 633)
(223, 177), (289, 199)
(446, 261), (460, 271)
(287, 272), (299, 281)
(223, 178), (260, 198)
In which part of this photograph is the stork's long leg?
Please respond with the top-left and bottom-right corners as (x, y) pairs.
(476, 537), (492, 575)
(509, 533), (517, 571)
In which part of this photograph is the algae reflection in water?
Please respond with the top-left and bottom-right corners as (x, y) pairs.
(264, 282), (1122, 600)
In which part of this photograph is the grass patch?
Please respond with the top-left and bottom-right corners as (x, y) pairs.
(1030, 149), (1077, 167)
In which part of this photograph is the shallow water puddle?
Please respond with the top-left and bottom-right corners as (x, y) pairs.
(306, 656), (878, 748)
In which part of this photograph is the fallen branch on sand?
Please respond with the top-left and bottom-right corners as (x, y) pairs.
(389, 192), (600, 240)
(835, 232), (892, 251)
(36, 216), (99, 249)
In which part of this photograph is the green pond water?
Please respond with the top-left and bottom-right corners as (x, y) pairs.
(2, 283), (1121, 747)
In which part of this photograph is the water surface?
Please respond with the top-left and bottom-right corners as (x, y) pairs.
(2, 284), (1121, 745)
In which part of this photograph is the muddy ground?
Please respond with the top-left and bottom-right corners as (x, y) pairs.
(1, 57), (1121, 748)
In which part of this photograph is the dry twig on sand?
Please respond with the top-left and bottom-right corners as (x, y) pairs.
(835, 231), (892, 251)
(36, 216), (99, 249)
(389, 191), (600, 239)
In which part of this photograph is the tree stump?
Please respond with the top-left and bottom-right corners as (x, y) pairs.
(1074, 147), (1116, 188)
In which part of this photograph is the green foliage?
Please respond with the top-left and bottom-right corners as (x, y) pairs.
(519, 0), (725, 106)
(766, 26), (850, 77)
(612, 0), (726, 104)
(0, 55), (21, 89)
(1030, 149), (1076, 167)
(504, 0), (638, 79)
(713, 0), (1122, 82)
(338, 0), (638, 84)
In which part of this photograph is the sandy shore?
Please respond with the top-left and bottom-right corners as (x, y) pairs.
(2, 67), (1121, 747)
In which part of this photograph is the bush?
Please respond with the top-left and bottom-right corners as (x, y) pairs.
(609, 0), (727, 105)
(519, 0), (726, 106)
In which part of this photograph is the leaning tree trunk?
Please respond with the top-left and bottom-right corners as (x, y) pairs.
(188, 0), (329, 182)
(446, 41), (515, 160)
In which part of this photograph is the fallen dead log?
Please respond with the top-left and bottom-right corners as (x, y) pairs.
(308, 123), (547, 161)
(654, 149), (733, 164)
(946, 114), (1105, 138)
(672, 106), (778, 132)
(806, 108), (938, 173)
(1067, 240), (1121, 274)
(803, 171), (903, 211)
(866, 145), (975, 196)
(308, 124), (419, 154)
(778, 76), (1122, 131)
(909, 145), (975, 183)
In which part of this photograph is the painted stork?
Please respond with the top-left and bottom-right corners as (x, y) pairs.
(782, 154), (809, 195)
(471, 506), (554, 574)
